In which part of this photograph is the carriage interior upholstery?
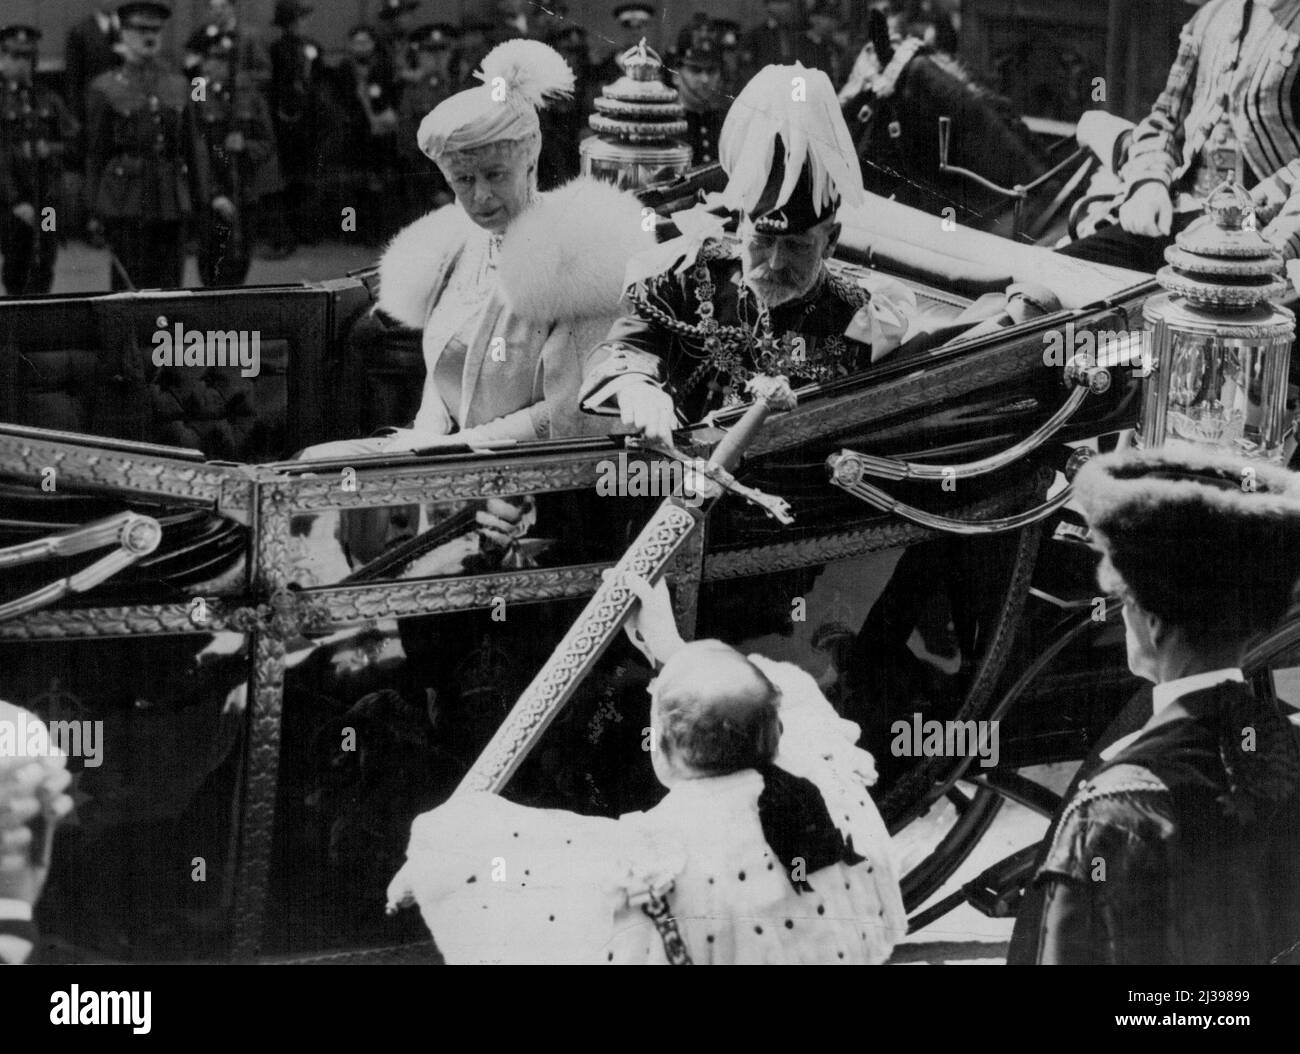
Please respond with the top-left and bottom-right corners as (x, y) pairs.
(0, 282), (371, 465)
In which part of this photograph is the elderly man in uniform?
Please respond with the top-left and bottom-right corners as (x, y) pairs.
(85, 2), (217, 291)
(0, 25), (77, 295)
(580, 63), (918, 444)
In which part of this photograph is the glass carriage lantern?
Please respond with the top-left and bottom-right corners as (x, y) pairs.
(1138, 180), (1296, 463)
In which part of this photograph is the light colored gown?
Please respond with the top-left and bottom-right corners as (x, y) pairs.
(387, 656), (907, 965)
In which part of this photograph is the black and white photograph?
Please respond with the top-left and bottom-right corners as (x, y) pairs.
(0, 0), (1297, 1024)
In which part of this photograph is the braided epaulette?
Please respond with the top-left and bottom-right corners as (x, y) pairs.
(1057, 765), (1170, 829)
(826, 267), (870, 311)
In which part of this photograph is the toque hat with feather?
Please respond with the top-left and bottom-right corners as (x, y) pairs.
(417, 39), (574, 162)
(720, 63), (865, 235)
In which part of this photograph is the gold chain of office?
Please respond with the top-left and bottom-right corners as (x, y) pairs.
(628, 244), (865, 390)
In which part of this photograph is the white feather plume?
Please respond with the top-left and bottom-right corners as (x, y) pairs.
(476, 39), (576, 110)
(719, 63), (865, 217)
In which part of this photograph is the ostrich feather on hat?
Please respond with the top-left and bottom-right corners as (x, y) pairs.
(719, 63), (865, 221)
(418, 39), (574, 160)
(478, 38), (575, 109)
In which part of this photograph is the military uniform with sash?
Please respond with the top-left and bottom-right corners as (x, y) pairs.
(586, 239), (885, 426)
(580, 157), (915, 428)
(0, 26), (77, 295)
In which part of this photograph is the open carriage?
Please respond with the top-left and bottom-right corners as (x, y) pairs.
(5, 182), (1288, 964)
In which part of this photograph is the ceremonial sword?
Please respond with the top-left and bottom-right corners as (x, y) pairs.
(454, 373), (798, 797)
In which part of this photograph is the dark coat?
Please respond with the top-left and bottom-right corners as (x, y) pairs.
(84, 61), (211, 222)
(592, 240), (875, 425)
(0, 81), (78, 207)
(64, 13), (121, 123)
(267, 30), (324, 183)
(194, 81), (283, 204)
(1035, 681), (1300, 965)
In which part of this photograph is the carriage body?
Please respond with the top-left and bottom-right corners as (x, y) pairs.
(0, 197), (1158, 962)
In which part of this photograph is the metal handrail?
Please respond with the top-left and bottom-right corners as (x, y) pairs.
(0, 513), (162, 622)
(831, 473), (1074, 535)
(827, 356), (1110, 486)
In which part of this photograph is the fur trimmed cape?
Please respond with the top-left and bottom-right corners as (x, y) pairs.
(372, 176), (653, 441)
(377, 176), (653, 329)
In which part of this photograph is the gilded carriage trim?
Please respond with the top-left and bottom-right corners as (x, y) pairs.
(0, 433), (255, 521)
(231, 631), (286, 960)
(459, 501), (703, 794)
(295, 564), (613, 629)
(704, 521), (935, 580)
(269, 456), (608, 511)
(0, 599), (256, 640)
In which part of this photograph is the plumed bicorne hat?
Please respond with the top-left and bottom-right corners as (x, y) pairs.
(719, 63), (865, 235)
(417, 39), (574, 161)
(1074, 447), (1300, 634)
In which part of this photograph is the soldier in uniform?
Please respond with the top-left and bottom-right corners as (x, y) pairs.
(0, 26), (78, 295)
(64, 5), (121, 125)
(85, 2), (216, 291)
(324, 24), (401, 245)
(592, 4), (657, 87)
(538, 24), (592, 188)
(394, 23), (456, 224)
(376, 0), (422, 84)
(712, 19), (745, 96)
(579, 63), (918, 443)
(192, 26), (283, 286)
(183, 0), (271, 91)
(673, 40), (727, 167)
(267, 0), (323, 253)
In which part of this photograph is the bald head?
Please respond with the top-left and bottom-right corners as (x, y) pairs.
(652, 640), (781, 776)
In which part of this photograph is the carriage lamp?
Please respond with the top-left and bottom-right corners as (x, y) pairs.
(1138, 180), (1296, 463)
(580, 41), (692, 191)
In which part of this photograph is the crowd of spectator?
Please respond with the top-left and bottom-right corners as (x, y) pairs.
(2, 0), (963, 288)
